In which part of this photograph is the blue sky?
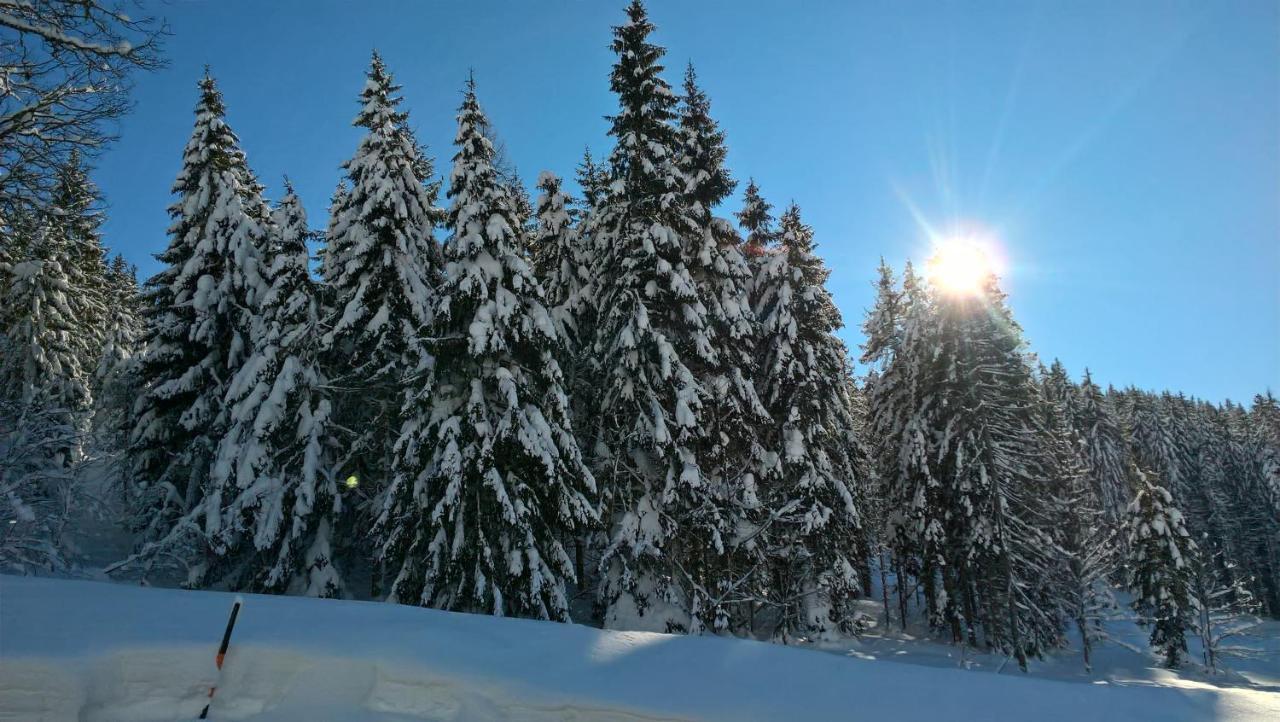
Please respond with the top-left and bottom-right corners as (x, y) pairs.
(94, 0), (1278, 403)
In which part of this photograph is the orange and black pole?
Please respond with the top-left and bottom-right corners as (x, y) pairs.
(199, 596), (243, 719)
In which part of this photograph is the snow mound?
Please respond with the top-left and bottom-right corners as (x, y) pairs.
(1, 576), (1276, 721)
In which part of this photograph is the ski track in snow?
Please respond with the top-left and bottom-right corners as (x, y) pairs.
(1, 576), (1277, 721)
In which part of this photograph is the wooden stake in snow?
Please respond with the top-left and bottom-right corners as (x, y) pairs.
(199, 595), (243, 719)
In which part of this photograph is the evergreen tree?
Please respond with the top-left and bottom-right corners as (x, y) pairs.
(1076, 370), (1136, 524)
(574, 146), (609, 219)
(126, 74), (270, 574)
(736, 179), (775, 260)
(530, 171), (587, 322)
(0, 221), (91, 431)
(322, 53), (444, 525)
(206, 182), (344, 596)
(676, 62), (772, 632)
(586, 0), (727, 633)
(1125, 469), (1198, 668)
(91, 255), (142, 449)
(864, 260), (929, 630)
(735, 179), (775, 308)
(1043, 386), (1117, 671)
(1191, 539), (1261, 672)
(754, 203), (868, 639)
(0, 219), (91, 572)
(378, 81), (596, 620)
(48, 152), (111, 373)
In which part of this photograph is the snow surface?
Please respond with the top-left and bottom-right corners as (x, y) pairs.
(1, 577), (1277, 721)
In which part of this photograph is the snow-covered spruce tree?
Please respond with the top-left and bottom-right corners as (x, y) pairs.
(864, 261), (933, 630)
(378, 81), (596, 620)
(735, 179), (775, 306)
(0, 220), (90, 571)
(1191, 539), (1261, 672)
(0, 217), (92, 428)
(1125, 468), (1198, 668)
(205, 182), (346, 597)
(1042, 387), (1117, 672)
(754, 203), (868, 640)
(1041, 359), (1078, 422)
(676, 63), (774, 632)
(1076, 369), (1136, 525)
(858, 258), (905, 627)
(48, 152), (111, 373)
(322, 53), (444, 540)
(586, 1), (730, 633)
(736, 179), (775, 260)
(892, 270), (1063, 668)
(1241, 393), (1280, 616)
(574, 146), (609, 220)
(126, 74), (269, 574)
(530, 171), (588, 324)
(91, 255), (142, 450)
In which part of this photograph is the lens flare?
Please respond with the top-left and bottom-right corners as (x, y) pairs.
(927, 237), (998, 296)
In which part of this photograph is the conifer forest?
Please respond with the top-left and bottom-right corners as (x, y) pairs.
(2, 0), (1278, 699)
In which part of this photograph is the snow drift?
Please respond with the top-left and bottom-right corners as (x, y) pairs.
(0, 576), (1275, 721)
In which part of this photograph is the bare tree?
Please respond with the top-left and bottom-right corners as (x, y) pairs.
(1, 0), (166, 212)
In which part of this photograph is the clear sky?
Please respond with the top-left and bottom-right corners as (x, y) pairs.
(93, 0), (1278, 404)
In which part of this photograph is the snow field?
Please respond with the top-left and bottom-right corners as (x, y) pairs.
(3, 576), (1278, 721)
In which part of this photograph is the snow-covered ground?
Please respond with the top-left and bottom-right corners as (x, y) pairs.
(1, 576), (1277, 721)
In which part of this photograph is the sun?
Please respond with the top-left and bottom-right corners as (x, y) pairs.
(927, 238), (996, 296)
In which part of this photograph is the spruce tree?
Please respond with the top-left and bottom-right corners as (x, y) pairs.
(735, 179), (775, 306)
(207, 181), (344, 596)
(127, 74), (270, 571)
(530, 171), (587, 321)
(48, 152), (111, 373)
(586, 0), (726, 633)
(322, 53), (444, 519)
(378, 81), (596, 620)
(677, 62), (773, 632)
(1043, 386), (1117, 671)
(574, 147), (609, 219)
(1190, 539), (1261, 671)
(1126, 469), (1198, 668)
(736, 179), (775, 259)
(754, 203), (868, 639)
(91, 255), (142, 449)
(865, 260), (932, 630)
(1076, 369), (1136, 524)
(1, 219), (90, 570)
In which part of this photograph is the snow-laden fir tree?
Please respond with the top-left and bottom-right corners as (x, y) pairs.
(574, 147), (609, 220)
(1241, 393), (1280, 615)
(1, 219), (92, 433)
(205, 182), (345, 597)
(322, 53), (445, 520)
(585, 0), (730, 633)
(0, 218), (90, 571)
(736, 180), (774, 260)
(378, 81), (596, 620)
(47, 153), (111, 373)
(754, 203), (868, 640)
(126, 73), (270, 571)
(91, 255), (142, 449)
(880, 265), (1064, 668)
(735, 179), (775, 307)
(530, 171), (588, 326)
(1125, 468), (1198, 668)
(1190, 538), (1261, 672)
(858, 258), (906, 627)
(864, 260), (937, 630)
(1041, 386), (1117, 671)
(1076, 369), (1136, 525)
(676, 62), (773, 632)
